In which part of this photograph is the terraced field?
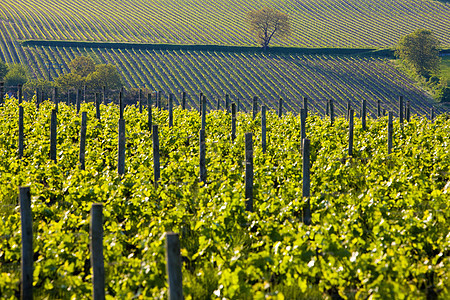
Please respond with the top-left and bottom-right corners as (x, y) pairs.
(0, 0), (449, 48)
(19, 46), (441, 115)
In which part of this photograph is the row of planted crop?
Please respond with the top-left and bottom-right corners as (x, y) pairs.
(1, 0), (450, 48)
(20, 45), (440, 116)
(0, 97), (448, 298)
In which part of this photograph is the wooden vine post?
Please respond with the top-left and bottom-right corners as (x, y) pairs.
(102, 86), (107, 105)
(245, 132), (253, 212)
(430, 108), (434, 122)
(201, 95), (206, 131)
(231, 103), (236, 141)
(302, 138), (311, 225)
(277, 98), (283, 118)
(18, 100), (24, 159)
(199, 129), (206, 183)
(50, 109), (57, 162)
(119, 90), (124, 120)
(346, 100), (351, 119)
(252, 96), (258, 120)
(348, 109), (354, 156)
(406, 100), (410, 122)
(66, 90), (70, 106)
(399, 96), (404, 125)
(147, 93), (152, 132)
(157, 91), (162, 110)
(361, 99), (367, 130)
(139, 89), (143, 114)
(90, 203), (105, 300)
(261, 105), (267, 153)
(388, 111), (393, 154)
(153, 125), (160, 187)
(95, 93), (101, 120)
(169, 93), (174, 128)
(165, 232), (183, 300)
(18, 84), (23, 104)
(300, 108), (306, 141)
(225, 93), (230, 113)
(198, 92), (203, 114)
(76, 89), (81, 114)
(330, 99), (335, 125)
(118, 118), (126, 175)
(53, 87), (58, 112)
(79, 112), (87, 170)
(20, 186), (33, 300)
(0, 82), (4, 104)
(303, 97), (308, 118)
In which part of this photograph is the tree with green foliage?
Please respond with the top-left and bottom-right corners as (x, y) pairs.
(55, 72), (85, 91)
(23, 79), (54, 101)
(4, 64), (28, 90)
(68, 56), (96, 77)
(86, 64), (122, 91)
(247, 7), (291, 50)
(435, 86), (450, 103)
(0, 60), (8, 80)
(55, 57), (121, 94)
(396, 29), (441, 78)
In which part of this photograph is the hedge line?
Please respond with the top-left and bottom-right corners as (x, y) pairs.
(20, 39), (398, 57)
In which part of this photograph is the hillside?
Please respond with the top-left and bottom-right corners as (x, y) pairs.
(0, 0), (449, 114)
(0, 0), (449, 47)
(20, 46), (442, 116)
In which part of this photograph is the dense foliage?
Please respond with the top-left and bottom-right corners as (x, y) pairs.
(0, 96), (449, 299)
(3, 64), (28, 90)
(55, 56), (122, 92)
(396, 29), (441, 78)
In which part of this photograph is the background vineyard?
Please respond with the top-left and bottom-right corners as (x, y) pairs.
(0, 0), (449, 115)
(0, 0), (449, 47)
(8, 46), (447, 115)
(1, 0), (449, 298)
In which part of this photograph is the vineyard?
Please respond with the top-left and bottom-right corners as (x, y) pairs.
(0, 0), (449, 48)
(0, 96), (449, 299)
(5, 45), (445, 116)
(0, 1), (449, 116)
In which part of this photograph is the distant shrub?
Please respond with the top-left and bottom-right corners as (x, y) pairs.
(23, 79), (54, 101)
(428, 75), (440, 85)
(396, 29), (440, 78)
(435, 85), (450, 102)
(4, 64), (28, 91)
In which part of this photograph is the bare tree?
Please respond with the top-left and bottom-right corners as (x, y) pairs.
(247, 7), (291, 50)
